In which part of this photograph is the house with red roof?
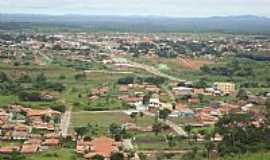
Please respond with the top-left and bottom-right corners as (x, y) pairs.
(80, 137), (122, 160)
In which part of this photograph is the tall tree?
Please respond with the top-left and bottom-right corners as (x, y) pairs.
(109, 123), (125, 141)
(92, 154), (105, 160)
(159, 108), (171, 120)
(74, 126), (89, 138)
(166, 134), (177, 147)
(152, 121), (163, 136)
(236, 88), (248, 100)
(110, 152), (124, 160)
(184, 125), (192, 138)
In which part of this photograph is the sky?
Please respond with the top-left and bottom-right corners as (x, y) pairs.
(0, 0), (270, 17)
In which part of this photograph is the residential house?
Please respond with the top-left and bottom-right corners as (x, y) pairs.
(12, 124), (31, 140)
(76, 139), (91, 154)
(83, 137), (121, 160)
(43, 138), (60, 148)
(175, 107), (194, 118)
(248, 96), (266, 105)
(21, 143), (39, 154)
(196, 113), (218, 125)
(145, 85), (160, 94)
(91, 87), (109, 97)
(173, 87), (193, 96)
(119, 85), (129, 93)
(0, 109), (9, 122)
(119, 95), (142, 105)
(0, 124), (14, 140)
(192, 88), (205, 95)
(148, 97), (162, 110)
(0, 146), (19, 154)
(0, 110), (9, 126)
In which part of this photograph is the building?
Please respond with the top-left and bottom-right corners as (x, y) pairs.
(83, 137), (121, 160)
(21, 143), (39, 154)
(214, 82), (235, 95)
(148, 97), (162, 109)
(173, 87), (193, 96)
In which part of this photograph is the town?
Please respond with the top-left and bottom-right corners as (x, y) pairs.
(1, 31), (270, 160)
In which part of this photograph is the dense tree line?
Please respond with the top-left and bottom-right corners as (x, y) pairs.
(201, 58), (270, 88)
(215, 112), (270, 156)
(0, 72), (22, 95)
(118, 75), (166, 86)
(0, 71), (65, 102)
(120, 40), (220, 58)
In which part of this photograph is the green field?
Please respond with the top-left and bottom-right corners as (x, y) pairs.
(0, 61), (141, 111)
(71, 111), (155, 135)
(28, 148), (80, 160)
(222, 152), (270, 160)
(134, 132), (202, 151)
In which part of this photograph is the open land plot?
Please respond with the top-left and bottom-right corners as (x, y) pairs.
(28, 148), (81, 160)
(221, 152), (270, 160)
(129, 56), (214, 71)
(70, 111), (155, 135)
(134, 132), (202, 151)
(0, 61), (148, 111)
(0, 95), (19, 107)
(0, 140), (23, 147)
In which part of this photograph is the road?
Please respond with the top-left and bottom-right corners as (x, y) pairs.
(84, 70), (134, 74)
(139, 150), (190, 154)
(60, 110), (71, 137)
(163, 119), (187, 137)
(59, 99), (72, 138)
(127, 60), (185, 82)
(143, 111), (187, 137)
(161, 84), (176, 103)
(120, 60), (187, 136)
(74, 110), (128, 114)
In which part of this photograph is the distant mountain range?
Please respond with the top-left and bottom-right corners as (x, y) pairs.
(1, 14), (270, 34)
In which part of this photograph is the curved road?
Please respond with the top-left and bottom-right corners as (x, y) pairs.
(127, 60), (185, 82)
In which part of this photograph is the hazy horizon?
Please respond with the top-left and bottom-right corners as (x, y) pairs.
(0, 0), (270, 18)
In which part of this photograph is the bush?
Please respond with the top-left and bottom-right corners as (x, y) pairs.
(18, 91), (41, 101)
(51, 104), (66, 113)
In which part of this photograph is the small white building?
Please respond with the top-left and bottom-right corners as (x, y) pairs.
(148, 98), (161, 108)
(173, 87), (193, 96)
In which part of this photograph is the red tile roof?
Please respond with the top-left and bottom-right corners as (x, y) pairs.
(85, 137), (119, 158)
(43, 138), (60, 146)
(0, 147), (18, 154)
(21, 144), (39, 154)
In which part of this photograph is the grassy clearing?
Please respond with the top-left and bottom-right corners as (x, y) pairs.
(134, 132), (201, 151)
(70, 111), (155, 135)
(0, 140), (23, 147)
(71, 111), (130, 135)
(28, 148), (80, 160)
(71, 112), (130, 127)
(0, 95), (19, 107)
(71, 111), (155, 127)
(222, 152), (270, 160)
